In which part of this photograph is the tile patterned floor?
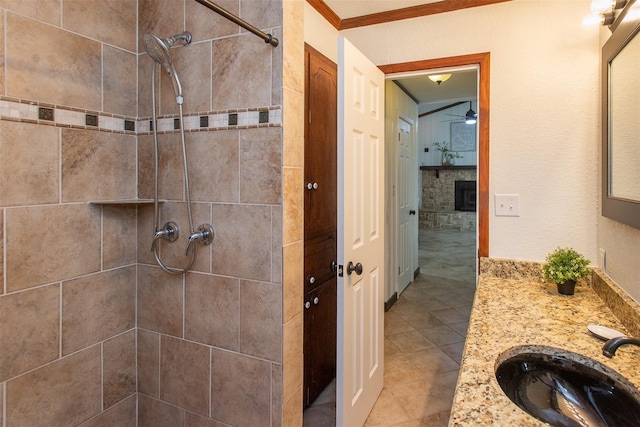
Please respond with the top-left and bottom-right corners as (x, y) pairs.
(304, 229), (477, 427)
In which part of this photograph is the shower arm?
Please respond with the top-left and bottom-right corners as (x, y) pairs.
(194, 0), (279, 47)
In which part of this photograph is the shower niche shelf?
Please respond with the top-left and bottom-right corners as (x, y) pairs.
(88, 199), (166, 207)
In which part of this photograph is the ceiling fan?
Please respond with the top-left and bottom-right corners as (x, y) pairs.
(443, 101), (477, 124)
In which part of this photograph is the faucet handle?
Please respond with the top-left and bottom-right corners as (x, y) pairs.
(185, 224), (215, 255)
(151, 221), (179, 250)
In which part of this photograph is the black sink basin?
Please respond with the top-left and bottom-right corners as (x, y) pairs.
(495, 346), (640, 427)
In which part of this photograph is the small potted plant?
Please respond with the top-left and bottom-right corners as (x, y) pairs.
(432, 141), (462, 166)
(541, 247), (591, 295)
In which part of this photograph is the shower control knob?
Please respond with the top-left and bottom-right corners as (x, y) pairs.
(305, 301), (311, 309)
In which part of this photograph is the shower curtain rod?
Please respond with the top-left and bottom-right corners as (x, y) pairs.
(194, 0), (279, 47)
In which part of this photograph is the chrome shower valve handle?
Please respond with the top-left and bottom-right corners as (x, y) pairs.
(151, 221), (179, 250)
(185, 224), (215, 255)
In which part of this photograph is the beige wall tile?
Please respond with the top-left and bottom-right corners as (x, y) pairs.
(163, 40), (211, 114)
(62, 266), (136, 355)
(283, 0), (303, 94)
(137, 205), (157, 266)
(63, 0), (137, 51)
(138, 0), (185, 54)
(62, 129), (137, 202)
(240, 280), (282, 361)
(154, 201), (211, 273)
(240, 0), (281, 33)
(283, 241), (303, 323)
(282, 312), (303, 403)
(0, 121), (59, 207)
(6, 345), (101, 427)
(103, 330), (136, 409)
(0, 382), (3, 427)
(137, 328), (160, 397)
(185, 412), (228, 427)
(137, 265), (183, 336)
(187, 130), (239, 203)
(0, 284), (60, 382)
(138, 133), (184, 201)
(6, 204), (101, 292)
(283, 166), (303, 245)
(212, 33), (272, 109)
(103, 45), (137, 116)
(0, 210), (3, 293)
(138, 54), (154, 118)
(272, 363), (284, 426)
(103, 206), (137, 269)
(240, 128), (282, 204)
(271, 27), (283, 105)
(186, 0), (239, 42)
(283, 385), (303, 427)
(272, 207), (283, 284)
(211, 349), (271, 426)
(160, 336), (210, 416)
(0, 11), (4, 95)
(6, 13), (101, 110)
(185, 272), (239, 350)
(283, 89), (304, 168)
(0, 0), (61, 26)
(212, 204), (272, 281)
(78, 394), (137, 427)
(138, 394), (185, 427)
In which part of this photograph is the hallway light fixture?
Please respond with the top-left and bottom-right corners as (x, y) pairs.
(428, 73), (452, 85)
(465, 101), (477, 124)
(583, 0), (627, 27)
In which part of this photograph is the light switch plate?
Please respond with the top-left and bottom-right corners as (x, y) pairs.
(495, 194), (520, 216)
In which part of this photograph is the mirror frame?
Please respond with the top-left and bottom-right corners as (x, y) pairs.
(601, 2), (640, 230)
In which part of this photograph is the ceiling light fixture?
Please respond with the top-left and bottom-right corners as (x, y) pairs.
(428, 74), (452, 85)
(465, 101), (477, 125)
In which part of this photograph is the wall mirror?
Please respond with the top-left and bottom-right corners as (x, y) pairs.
(602, 2), (640, 229)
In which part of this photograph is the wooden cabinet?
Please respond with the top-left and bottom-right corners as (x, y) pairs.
(303, 44), (337, 408)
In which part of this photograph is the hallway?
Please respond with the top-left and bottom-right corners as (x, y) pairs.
(303, 228), (477, 426)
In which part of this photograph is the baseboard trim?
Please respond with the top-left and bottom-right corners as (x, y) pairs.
(414, 267), (420, 279)
(385, 292), (398, 312)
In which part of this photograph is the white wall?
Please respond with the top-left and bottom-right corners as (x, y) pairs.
(304, 2), (338, 62)
(303, 0), (640, 303)
(340, 0), (600, 264)
(419, 101), (478, 166)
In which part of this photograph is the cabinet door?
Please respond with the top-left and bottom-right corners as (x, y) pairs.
(303, 278), (337, 407)
(305, 45), (337, 242)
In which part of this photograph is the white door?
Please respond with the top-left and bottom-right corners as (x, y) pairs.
(397, 118), (412, 295)
(337, 37), (385, 427)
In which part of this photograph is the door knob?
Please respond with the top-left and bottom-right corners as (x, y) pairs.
(409, 210), (416, 215)
(346, 261), (363, 276)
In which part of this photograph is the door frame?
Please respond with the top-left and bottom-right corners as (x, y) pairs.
(379, 52), (490, 259)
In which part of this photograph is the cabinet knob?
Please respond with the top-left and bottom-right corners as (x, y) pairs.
(305, 301), (311, 309)
(313, 297), (319, 305)
(308, 276), (315, 284)
(306, 182), (319, 190)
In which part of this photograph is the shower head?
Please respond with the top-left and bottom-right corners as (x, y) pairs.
(142, 32), (192, 103)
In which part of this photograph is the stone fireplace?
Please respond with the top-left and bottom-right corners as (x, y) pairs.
(420, 167), (477, 230)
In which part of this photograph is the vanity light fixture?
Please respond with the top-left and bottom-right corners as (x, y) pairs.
(428, 73), (452, 85)
(583, 0), (627, 27)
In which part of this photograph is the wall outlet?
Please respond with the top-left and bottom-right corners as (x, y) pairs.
(495, 194), (520, 216)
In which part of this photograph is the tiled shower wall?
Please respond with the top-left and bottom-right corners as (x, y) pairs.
(0, 0), (303, 426)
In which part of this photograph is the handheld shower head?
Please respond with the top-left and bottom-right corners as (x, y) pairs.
(142, 32), (192, 103)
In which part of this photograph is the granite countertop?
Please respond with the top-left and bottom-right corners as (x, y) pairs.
(449, 274), (640, 426)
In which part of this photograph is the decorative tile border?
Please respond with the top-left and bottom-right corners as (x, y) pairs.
(0, 96), (282, 134)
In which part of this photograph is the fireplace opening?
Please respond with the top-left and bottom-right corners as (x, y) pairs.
(455, 180), (476, 212)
